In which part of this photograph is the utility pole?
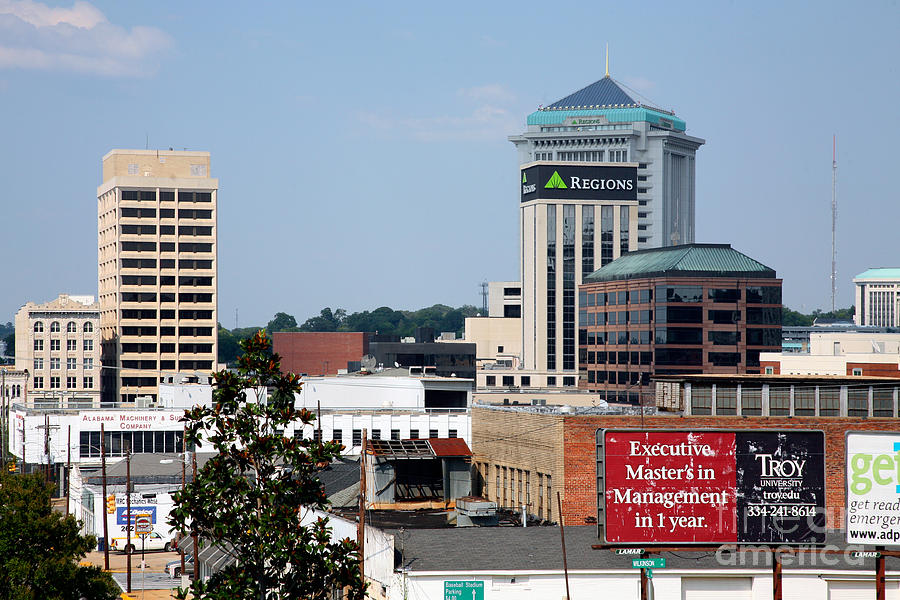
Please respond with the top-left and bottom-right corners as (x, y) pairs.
(557, 492), (570, 600)
(1, 368), (6, 465)
(100, 422), (110, 571)
(126, 443), (132, 593)
(192, 450), (199, 575)
(65, 425), (71, 517)
(181, 428), (186, 578)
(358, 429), (367, 582)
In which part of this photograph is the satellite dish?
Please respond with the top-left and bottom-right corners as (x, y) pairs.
(361, 355), (377, 372)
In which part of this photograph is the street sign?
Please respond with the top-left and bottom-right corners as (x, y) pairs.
(135, 514), (152, 537)
(615, 548), (644, 555)
(632, 558), (666, 569)
(444, 580), (484, 600)
(645, 568), (653, 579)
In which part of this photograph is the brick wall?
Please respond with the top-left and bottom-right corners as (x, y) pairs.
(473, 407), (900, 529)
(845, 362), (900, 377)
(273, 332), (368, 376)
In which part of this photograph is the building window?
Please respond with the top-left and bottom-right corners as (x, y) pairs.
(582, 205), (594, 278)
(620, 207), (630, 256)
(547, 376), (556, 387)
(390, 429), (400, 441)
(50, 357), (60, 370)
(502, 375), (514, 386)
(521, 376), (531, 387)
(67, 358), (77, 370)
(563, 376), (576, 387)
(50, 339), (60, 351)
(33, 322), (44, 333)
(370, 430), (380, 441)
(83, 376), (93, 389)
(847, 388), (868, 417)
(352, 429), (362, 447)
(448, 429), (457, 438)
(50, 376), (60, 389)
(67, 339), (77, 351)
(794, 388), (815, 416)
(50, 321), (60, 332)
(33, 376), (44, 389)
(34, 339), (43, 351)
(84, 322), (93, 333)
(66, 376), (77, 389)
(332, 430), (343, 445)
(66, 321), (77, 333)
(84, 358), (93, 370)
(600, 205), (614, 266)
(740, 387), (762, 416)
(547, 204), (557, 370)
(84, 339), (93, 351)
(691, 386), (712, 415)
(409, 429), (419, 439)
(33, 358), (44, 370)
(765, 366), (774, 374)
(873, 388), (894, 417)
(819, 388), (840, 416)
(562, 204), (576, 370)
(497, 345), (504, 353)
(852, 368), (863, 376)
(429, 429), (439, 439)
(486, 375), (496, 386)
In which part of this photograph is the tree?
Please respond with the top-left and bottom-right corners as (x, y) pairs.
(299, 307), (346, 332)
(169, 331), (366, 600)
(217, 324), (241, 365)
(0, 472), (119, 600)
(265, 312), (298, 334)
(2, 332), (13, 357)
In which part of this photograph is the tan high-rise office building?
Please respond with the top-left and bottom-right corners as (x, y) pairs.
(98, 150), (218, 404)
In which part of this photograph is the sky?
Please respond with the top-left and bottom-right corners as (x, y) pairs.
(1, 0), (898, 327)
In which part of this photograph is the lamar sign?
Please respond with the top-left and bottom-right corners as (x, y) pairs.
(846, 432), (900, 545)
(597, 429), (826, 545)
(520, 164), (637, 202)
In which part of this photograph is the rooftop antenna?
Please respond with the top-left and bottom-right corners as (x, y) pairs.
(479, 281), (489, 315)
(831, 135), (837, 313)
(605, 44), (609, 78)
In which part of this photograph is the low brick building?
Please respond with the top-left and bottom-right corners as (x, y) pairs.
(471, 399), (900, 530)
(273, 331), (368, 376)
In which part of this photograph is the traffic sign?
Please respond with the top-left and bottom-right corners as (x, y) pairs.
(135, 514), (152, 537)
(444, 580), (484, 600)
(632, 558), (666, 569)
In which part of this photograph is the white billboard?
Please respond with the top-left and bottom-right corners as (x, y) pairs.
(846, 432), (900, 545)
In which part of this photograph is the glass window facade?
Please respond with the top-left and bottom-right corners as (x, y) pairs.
(546, 205), (556, 370)
(582, 205), (594, 280)
(562, 205), (576, 370)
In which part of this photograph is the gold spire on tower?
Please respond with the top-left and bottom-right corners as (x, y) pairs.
(605, 44), (609, 77)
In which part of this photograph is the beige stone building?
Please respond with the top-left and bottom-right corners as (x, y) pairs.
(14, 294), (101, 406)
(97, 149), (218, 404)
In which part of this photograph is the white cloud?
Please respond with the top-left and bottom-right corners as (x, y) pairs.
(0, 0), (172, 76)
(457, 83), (516, 104)
(359, 83), (520, 142)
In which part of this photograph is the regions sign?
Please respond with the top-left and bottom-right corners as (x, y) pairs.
(846, 432), (900, 546)
(598, 429), (826, 544)
(520, 164), (637, 203)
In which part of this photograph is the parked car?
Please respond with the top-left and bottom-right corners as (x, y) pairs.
(165, 553), (194, 578)
(109, 531), (172, 554)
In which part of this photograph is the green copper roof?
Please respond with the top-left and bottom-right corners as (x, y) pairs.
(584, 244), (777, 283)
(855, 268), (900, 280)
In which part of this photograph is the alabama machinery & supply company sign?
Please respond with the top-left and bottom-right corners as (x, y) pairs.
(597, 429), (826, 545)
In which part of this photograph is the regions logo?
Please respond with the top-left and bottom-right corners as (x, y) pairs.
(521, 171), (536, 195)
(544, 171), (567, 189)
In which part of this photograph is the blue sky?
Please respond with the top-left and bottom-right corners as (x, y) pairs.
(1, 0), (898, 326)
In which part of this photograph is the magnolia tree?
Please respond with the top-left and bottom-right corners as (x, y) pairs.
(169, 331), (366, 600)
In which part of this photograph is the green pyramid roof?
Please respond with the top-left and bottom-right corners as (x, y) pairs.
(584, 244), (776, 283)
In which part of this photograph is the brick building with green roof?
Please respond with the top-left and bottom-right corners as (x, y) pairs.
(578, 244), (782, 404)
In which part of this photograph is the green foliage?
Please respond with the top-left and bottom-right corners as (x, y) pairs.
(299, 308), (346, 332)
(782, 306), (856, 326)
(2, 328), (13, 358)
(169, 331), (366, 600)
(0, 472), (119, 600)
(265, 312), (298, 334)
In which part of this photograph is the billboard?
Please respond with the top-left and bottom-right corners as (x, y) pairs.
(598, 429), (826, 544)
(846, 432), (900, 546)
(520, 163), (637, 203)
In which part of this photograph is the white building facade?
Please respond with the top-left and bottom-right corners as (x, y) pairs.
(854, 268), (900, 327)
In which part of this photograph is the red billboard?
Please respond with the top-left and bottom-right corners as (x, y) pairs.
(598, 429), (825, 544)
